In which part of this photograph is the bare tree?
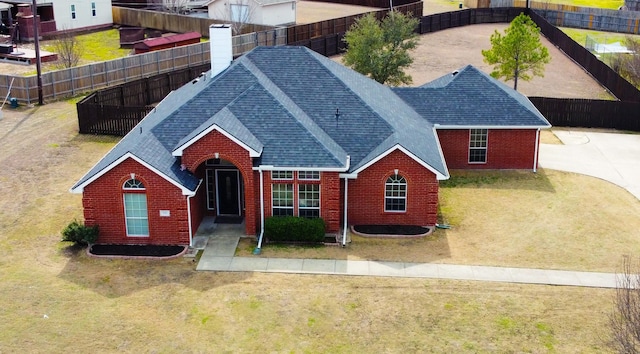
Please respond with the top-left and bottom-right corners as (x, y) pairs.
(148, 0), (190, 14)
(611, 37), (640, 88)
(216, 0), (257, 35)
(51, 29), (84, 69)
(610, 255), (640, 353)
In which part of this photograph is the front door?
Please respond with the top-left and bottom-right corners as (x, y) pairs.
(216, 169), (241, 215)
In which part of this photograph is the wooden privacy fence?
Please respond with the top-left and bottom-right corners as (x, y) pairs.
(77, 64), (210, 135)
(479, 0), (640, 34)
(0, 27), (286, 104)
(287, 1), (423, 43)
(530, 97), (640, 131)
(529, 10), (640, 102)
(112, 6), (275, 37)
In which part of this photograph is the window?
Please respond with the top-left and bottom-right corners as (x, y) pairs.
(71, 4), (76, 19)
(271, 171), (293, 180)
(298, 184), (320, 218)
(469, 129), (488, 163)
(385, 175), (407, 212)
(122, 178), (149, 236)
(230, 4), (249, 23)
(298, 171), (320, 180)
(91, 2), (96, 16)
(272, 184), (293, 216)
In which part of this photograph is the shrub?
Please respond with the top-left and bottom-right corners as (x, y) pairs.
(264, 216), (325, 243)
(61, 220), (99, 245)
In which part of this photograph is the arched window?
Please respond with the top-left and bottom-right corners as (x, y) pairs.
(385, 174), (407, 212)
(122, 178), (149, 236)
(123, 178), (145, 189)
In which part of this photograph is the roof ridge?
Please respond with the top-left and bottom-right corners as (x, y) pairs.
(241, 57), (349, 167)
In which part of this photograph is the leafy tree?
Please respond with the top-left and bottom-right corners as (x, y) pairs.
(481, 13), (550, 90)
(610, 255), (640, 353)
(343, 11), (419, 86)
(612, 37), (640, 88)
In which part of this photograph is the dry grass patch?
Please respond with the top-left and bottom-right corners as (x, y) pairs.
(0, 259), (616, 352)
(540, 129), (563, 144)
(239, 169), (640, 272)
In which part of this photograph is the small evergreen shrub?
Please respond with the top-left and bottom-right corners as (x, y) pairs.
(264, 216), (325, 243)
(61, 220), (99, 245)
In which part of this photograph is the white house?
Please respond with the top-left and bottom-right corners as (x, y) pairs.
(206, 0), (296, 28)
(4, 0), (112, 36)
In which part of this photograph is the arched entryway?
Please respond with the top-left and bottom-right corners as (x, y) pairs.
(197, 157), (245, 219)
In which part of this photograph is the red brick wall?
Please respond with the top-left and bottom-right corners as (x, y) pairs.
(82, 158), (190, 245)
(348, 149), (439, 226)
(437, 129), (539, 170)
(182, 130), (257, 235)
(261, 171), (341, 233)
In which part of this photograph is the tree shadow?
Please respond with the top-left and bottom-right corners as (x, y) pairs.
(57, 248), (251, 299)
(440, 169), (556, 193)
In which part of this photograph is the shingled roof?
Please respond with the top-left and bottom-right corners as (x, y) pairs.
(393, 65), (551, 128)
(72, 48), (548, 194)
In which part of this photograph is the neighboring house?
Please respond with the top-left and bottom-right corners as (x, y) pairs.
(3, 0), (112, 41)
(70, 25), (550, 247)
(206, 0), (296, 27)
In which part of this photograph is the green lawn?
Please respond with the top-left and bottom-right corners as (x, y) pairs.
(544, 0), (624, 9)
(561, 27), (640, 47)
(42, 29), (131, 63)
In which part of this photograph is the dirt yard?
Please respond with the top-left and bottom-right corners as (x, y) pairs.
(405, 23), (612, 98)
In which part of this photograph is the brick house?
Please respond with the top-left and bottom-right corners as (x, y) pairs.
(71, 25), (550, 247)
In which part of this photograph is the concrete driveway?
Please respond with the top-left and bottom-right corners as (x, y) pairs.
(538, 130), (640, 200)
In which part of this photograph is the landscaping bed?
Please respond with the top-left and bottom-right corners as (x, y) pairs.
(89, 244), (187, 258)
(352, 225), (431, 236)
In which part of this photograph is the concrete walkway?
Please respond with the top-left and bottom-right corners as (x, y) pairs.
(197, 252), (618, 288)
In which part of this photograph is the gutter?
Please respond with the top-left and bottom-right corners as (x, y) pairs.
(533, 128), (540, 173)
(187, 179), (203, 247)
(254, 169), (265, 254)
(342, 178), (348, 247)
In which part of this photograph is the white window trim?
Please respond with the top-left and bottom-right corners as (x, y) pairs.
(384, 175), (407, 213)
(123, 193), (149, 237)
(271, 183), (294, 216)
(298, 184), (321, 217)
(271, 170), (293, 180)
(468, 128), (488, 164)
(298, 171), (321, 181)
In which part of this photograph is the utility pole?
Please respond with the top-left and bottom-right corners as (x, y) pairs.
(32, 0), (43, 105)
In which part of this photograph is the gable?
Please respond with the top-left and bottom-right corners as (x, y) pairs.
(393, 65), (551, 128)
(71, 154), (196, 196)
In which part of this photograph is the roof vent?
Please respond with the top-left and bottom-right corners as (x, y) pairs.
(452, 70), (459, 76)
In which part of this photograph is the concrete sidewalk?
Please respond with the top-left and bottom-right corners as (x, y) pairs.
(196, 244), (618, 288)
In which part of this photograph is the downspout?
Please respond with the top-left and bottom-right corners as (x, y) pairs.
(187, 179), (203, 247)
(254, 169), (265, 254)
(533, 128), (540, 173)
(342, 178), (349, 247)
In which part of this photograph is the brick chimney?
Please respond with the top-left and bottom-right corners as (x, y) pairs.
(209, 24), (232, 79)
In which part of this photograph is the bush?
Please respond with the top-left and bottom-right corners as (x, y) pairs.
(264, 216), (326, 243)
(61, 220), (99, 245)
